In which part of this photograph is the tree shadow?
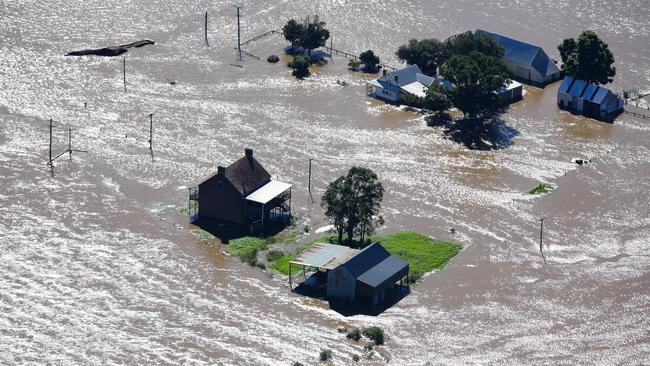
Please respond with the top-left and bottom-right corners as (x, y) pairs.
(426, 112), (519, 150)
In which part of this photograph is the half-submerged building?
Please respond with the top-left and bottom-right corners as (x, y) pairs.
(290, 242), (409, 307)
(557, 76), (624, 121)
(475, 29), (562, 86)
(191, 148), (292, 232)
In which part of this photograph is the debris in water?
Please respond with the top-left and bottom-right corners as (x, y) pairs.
(267, 54), (279, 63)
(65, 40), (155, 57)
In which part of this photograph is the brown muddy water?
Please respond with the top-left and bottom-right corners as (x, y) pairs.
(1, 0), (649, 364)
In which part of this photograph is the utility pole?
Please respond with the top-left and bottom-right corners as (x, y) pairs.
(539, 217), (547, 264)
(48, 118), (54, 166)
(148, 113), (153, 150)
(204, 11), (210, 47)
(234, 5), (242, 60)
(308, 158), (312, 192)
(330, 36), (333, 61)
(68, 127), (72, 159)
(123, 57), (127, 92)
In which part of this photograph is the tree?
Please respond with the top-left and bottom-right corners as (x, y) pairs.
(563, 30), (616, 85)
(423, 83), (452, 113)
(289, 55), (311, 78)
(359, 50), (380, 72)
(321, 167), (384, 245)
(444, 31), (504, 58)
(348, 59), (361, 71)
(298, 16), (329, 56)
(282, 19), (305, 53)
(440, 51), (511, 117)
(396, 38), (446, 76)
(557, 37), (577, 64)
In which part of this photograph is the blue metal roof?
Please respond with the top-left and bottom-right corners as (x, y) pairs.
(475, 29), (560, 77)
(558, 76), (617, 105)
(341, 242), (408, 290)
(357, 255), (408, 288)
(342, 243), (390, 278)
(558, 76), (574, 93)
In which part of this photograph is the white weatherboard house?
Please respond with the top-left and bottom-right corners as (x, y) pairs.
(368, 64), (523, 106)
(367, 64), (442, 103)
(557, 76), (623, 120)
(475, 29), (562, 86)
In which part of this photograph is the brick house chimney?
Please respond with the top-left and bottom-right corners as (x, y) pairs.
(217, 166), (225, 176)
(245, 148), (253, 161)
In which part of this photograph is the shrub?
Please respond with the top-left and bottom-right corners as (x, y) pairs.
(241, 248), (259, 266)
(290, 55), (311, 78)
(400, 92), (424, 108)
(362, 326), (385, 345)
(266, 250), (284, 262)
(363, 342), (374, 351)
(293, 362), (304, 366)
(348, 59), (361, 71)
(407, 271), (423, 284)
(303, 225), (310, 233)
(337, 327), (348, 333)
(352, 354), (360, 362)
(346, 327), (361, 341)
(528, 183), (552, 195)
(319, 349), (332, 362)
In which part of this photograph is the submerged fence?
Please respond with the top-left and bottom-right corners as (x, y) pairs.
(240, 29), (400, 71)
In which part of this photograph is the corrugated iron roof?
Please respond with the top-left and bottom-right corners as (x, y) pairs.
(290, 243), (359, 270)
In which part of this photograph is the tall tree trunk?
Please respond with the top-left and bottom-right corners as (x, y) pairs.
(337, 229), (343, 244)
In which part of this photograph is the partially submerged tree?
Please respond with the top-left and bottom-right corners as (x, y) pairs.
(396, 38), (446, 76)
(445, 31), (504, 58)
(359, 50), (380, 72)
(557, 37), (577, 64)
(298, 16), (330, 56)
(289, 55), (311, 78)
(348, 59), (362, 71)
(282, 19), (305, 53)
(423, 83), (452, 113)
(321, 166), (384, 245)
(561, 30), (616, 85)
(440, 51), (511, 117)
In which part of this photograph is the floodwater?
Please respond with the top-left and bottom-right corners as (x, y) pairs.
(1, 0), (649, 364)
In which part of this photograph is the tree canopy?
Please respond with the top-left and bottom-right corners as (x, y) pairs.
(557, 38), (576, 64)
(282, 19), (305, 51)
(396, 38), (446, 76)
(560, 30), (615, 85)
(423, 83), (452, 113)
(359, 50), (380, 72)
(321, 166), (384, 245)
(299, 16), (329, 56)
(444, 31), (504, 58)
(440, 51), (512, 117)
(282, 16), (330, 56)
(289, 55), (311, 78)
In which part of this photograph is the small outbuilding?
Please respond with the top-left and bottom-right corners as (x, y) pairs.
(291, 242), (409, 307)
(475, 29), (562, 86)
(193, 148), (292, 232)
(557, 76), (624, 120)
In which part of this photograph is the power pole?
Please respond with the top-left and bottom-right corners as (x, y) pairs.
(123, 57), (127, 92)
(539, 217), (547, 264)
(308, 158), (312, 192)
(204, 11), (210, 47)
(48, 118), (54, 166)
(148, 113), (153, 150)
(234, 5), (242, 60)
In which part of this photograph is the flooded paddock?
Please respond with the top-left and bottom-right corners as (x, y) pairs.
(1, 0), (649, 364)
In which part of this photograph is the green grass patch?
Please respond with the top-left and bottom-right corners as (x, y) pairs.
(227, 237), (268, 257)
(268, 255), (295, 275)
(372, 231), (462, 274)
(528, 183), (552, 195)
(178, 200), (198, 215)
(190, 229), (214, 241)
